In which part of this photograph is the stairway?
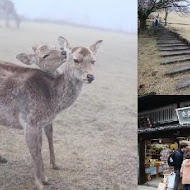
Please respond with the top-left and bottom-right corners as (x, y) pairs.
(156, 27), (190, 90)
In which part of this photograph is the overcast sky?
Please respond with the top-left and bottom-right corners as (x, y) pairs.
(12, 0), (137, 33)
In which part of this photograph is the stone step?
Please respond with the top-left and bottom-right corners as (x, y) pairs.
(161, 57), (190, 65)
(176, 78), (190, 90)
(157, 40), (182, 44)
(158, 34), (175, 37)
(158, 44), (186, 48)
(158, 47), (190, 51)
(158, 36), (177, 39)
(165, 64), (190, 75)
(161, 51), (190, 57)
(159, 38), (178, 41)
(158, 39), (179, 42)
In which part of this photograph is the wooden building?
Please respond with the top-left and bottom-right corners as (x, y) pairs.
(138, 95), (190, 185)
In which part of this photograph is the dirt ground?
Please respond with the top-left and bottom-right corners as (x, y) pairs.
(138, 12), (190, 95)
(0, 21), (137, 190)
(138, 31), (190, 95)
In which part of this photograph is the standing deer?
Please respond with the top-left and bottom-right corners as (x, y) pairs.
(0, 0), (20, 28)
(1, 37), (102, 189)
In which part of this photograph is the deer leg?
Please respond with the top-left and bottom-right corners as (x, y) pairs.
(44, 124), (59, 170)
(25, 126), (49, 190)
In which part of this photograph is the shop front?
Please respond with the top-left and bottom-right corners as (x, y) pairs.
(138, 95), (190, 187)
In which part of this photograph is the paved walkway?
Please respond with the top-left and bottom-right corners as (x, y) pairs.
(138, 185), (157, 190)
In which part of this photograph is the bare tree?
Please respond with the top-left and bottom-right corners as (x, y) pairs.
(138, 0), (190, 30)
(0, 0), (20, 28)
(163, 0), (190, 26)
(138, 0), (163, 30)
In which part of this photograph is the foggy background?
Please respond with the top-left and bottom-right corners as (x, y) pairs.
(11, 0), (137, 33)
(0, 1), (137, 189)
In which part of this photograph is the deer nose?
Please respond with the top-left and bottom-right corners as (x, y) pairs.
(87, 74), (94, 83)
(61, 50), (67, 56)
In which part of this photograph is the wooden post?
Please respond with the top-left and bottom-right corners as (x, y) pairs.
(138, 137), (146, 184)
(155, 163), (159, 178)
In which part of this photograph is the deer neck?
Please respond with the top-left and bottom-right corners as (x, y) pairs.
(55, 62), (83, 113)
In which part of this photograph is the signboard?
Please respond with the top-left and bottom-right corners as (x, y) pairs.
(176, 106), (190, 126)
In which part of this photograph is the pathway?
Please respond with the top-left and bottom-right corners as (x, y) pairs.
(156, 27), (190, 90)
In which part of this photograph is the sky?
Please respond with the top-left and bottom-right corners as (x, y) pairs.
(11, 0), (137, 33)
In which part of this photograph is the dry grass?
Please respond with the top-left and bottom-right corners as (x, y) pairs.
(139, 12), (190, 94)
(138, 23), (190, 95)
(0, 21), (137, 190)
(158, 12), (190, 41)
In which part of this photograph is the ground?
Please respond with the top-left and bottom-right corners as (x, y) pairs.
(138, 27), (190, 95)
(138, 178), (161, 190)
(0, 21), (137, 190)
(138, 12), (190, 95)
(138, 185), (157, 190)
(159, 12), (190, 41)
(138, 32), (161, 94)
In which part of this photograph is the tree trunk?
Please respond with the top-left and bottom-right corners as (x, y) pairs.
(139, 16), (147, 31)
(164, 8), (169, 26)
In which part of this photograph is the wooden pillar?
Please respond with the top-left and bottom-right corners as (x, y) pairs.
(138, 137), (146, 184)
(155, 163), (159, 178)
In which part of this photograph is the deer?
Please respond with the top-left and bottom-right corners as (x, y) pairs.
(0, 44), (67, 188)
(16, 44), (66, 77)
(0, 0), (20, 28)
(0, 36), (102, 189)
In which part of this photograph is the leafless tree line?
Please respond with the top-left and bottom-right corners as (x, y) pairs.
(138, 0), (190, 30)
(0, 0), (20, 28)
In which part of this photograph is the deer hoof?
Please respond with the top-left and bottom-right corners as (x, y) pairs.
(42, 176), (51, 186)
(42, 181), (51, 185)
(52, 164), (60, 170)
(0, 156), (7, 163)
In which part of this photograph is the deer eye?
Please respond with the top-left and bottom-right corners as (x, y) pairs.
(74, 59), (80, 64)
(43, 54), (49, 59)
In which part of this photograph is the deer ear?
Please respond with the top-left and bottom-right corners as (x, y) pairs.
(16, 53), (37, 65)
(58, 36), (70, 51)
(90, 40), (103, 54)
(32, 46), (37, 52)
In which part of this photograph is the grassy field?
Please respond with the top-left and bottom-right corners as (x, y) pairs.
(0, 21), (137, 190)
(138, 33), (160, 94)
(159, 12), (190, 41)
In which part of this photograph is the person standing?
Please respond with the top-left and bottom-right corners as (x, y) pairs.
(173, 143), (188, 190)
(153, 16), (159, 27)
(180, 151), (190, 190)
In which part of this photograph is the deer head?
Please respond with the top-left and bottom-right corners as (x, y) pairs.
(16, 45), (67, 73)
(58, 36), (103, 83)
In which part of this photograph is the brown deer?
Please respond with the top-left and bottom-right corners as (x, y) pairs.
(0, 0), (20, 28)
(17, 44), (66, 76)
(1, 36), (102, 189)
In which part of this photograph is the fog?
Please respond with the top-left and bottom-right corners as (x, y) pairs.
(11, 0), (137, 33)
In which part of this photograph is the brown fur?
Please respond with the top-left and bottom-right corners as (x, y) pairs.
(0, 36), (102, 189)
(71, 47), (91, 56)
